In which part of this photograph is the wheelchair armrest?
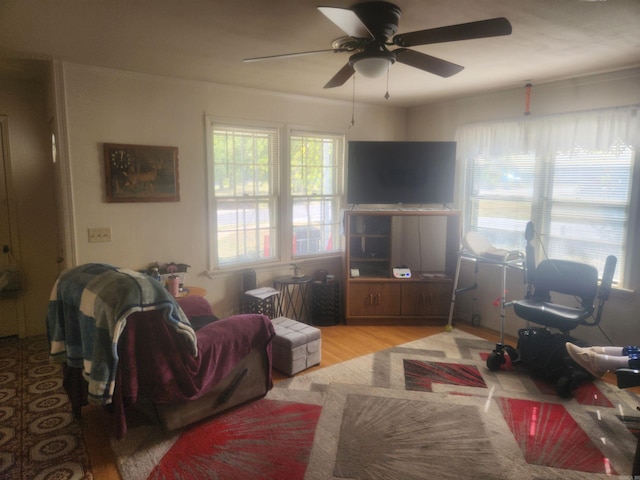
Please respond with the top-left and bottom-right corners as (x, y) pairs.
(589, 255), (617, 327)
(615, 368), (640, 389)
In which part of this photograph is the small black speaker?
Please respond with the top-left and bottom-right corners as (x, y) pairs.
(241, 269), (256, 292)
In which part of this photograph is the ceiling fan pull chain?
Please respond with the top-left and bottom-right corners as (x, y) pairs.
(349, 76), (356, 127)
(385, 66), (391, 100)
(524, 82), (532, 116)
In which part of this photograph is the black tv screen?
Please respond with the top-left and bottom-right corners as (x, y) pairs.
(347, 141), (456, 205)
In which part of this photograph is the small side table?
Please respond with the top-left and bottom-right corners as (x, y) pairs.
(273, 275), (312, 323)
(175, 286), (207, 298)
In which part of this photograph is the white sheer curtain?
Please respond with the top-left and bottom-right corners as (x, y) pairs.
(456, 106), (639, 158)
(456, 105), (639, 288)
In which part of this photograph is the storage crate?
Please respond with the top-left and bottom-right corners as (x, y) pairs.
(239, 293), (277, 318)
(311, 281), (340, 326)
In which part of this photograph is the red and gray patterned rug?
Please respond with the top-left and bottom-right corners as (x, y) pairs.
(0, 335), (92, 479)
(112, 329), (640, 479)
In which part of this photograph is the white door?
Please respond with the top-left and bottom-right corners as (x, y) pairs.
(0, 117), (20, 337)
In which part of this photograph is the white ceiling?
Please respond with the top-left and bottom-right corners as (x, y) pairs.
(0, 0), (638, 107)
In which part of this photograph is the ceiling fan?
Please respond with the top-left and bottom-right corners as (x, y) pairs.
(244, 1), (512, 89)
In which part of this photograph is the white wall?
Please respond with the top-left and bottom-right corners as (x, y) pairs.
(406, 68), (640, 346)
(8, 62), (639, 339)
(61, 63), (407, 319)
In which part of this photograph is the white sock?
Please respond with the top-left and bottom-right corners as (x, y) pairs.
(589, 346), (624, 356)
(594, 354), (629, 372)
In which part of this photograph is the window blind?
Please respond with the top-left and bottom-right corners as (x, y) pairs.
(211, 125), (279, 267)
(457, 106), (638, 287)
(290, 130), (344, 256)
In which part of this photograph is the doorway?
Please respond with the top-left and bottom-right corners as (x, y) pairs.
(0, 116), (21, 337)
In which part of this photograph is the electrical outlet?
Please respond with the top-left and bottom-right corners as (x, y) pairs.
(88, 227), (112, 243)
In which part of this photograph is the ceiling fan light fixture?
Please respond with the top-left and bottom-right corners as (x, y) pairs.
(350, 51), (395, 78)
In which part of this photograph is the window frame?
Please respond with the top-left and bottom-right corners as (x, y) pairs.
(288, 128), (345, 259)
(206, 119), (282, 270)
(458, 109), (638, 289)
(205, 116), (345, 272)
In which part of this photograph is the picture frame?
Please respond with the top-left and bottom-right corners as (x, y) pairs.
(104, 143), (180, 203)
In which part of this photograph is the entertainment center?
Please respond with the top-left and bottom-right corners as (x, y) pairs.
(343, 140), (459, 325)
(344, 208), (460, 325)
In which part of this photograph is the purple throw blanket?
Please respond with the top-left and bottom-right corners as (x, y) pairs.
(114, 310), (274, 437)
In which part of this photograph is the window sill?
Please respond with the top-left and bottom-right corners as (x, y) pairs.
(204, 253), (344, 279)
(610, 285), (636, 299)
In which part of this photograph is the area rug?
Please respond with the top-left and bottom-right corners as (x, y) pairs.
(0, 335), (92, 479)
(111, 329), (640, 479)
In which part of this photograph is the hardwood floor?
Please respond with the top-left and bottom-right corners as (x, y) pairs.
(271, 323), (506, 382)
(83, 323), (632, 480)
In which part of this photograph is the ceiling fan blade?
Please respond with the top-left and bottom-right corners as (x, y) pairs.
(393, 17), (512, 47)
(395, 48), (464, 78)
(324, 63), (355, 89)
(244, 48), (342, 63)
(318, 6), (374, 39)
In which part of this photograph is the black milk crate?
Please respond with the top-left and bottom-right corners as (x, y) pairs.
(239, 293), (276, 318)
(311, 281), (340, 326)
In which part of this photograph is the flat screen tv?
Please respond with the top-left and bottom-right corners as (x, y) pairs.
(347, 141), (456, 205)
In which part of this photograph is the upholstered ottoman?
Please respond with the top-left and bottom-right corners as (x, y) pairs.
(271, 316), (321, 376)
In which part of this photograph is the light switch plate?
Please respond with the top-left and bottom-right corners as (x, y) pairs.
(88, 227), (112, 243)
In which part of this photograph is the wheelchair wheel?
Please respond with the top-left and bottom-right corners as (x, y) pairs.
(503, 344), (520, 364)
(486, 352), (503, 371)
(555, 376), (573, 398)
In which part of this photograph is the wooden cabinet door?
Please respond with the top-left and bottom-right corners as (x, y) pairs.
(401, 282), (451, 317)
(348, 282), (401, 317)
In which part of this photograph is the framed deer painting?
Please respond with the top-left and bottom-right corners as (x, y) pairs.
(104, 143), (180, 202)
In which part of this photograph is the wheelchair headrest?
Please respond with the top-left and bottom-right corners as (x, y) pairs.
(525, 221), (535, 242)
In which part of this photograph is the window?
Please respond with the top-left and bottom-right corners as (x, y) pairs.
(458, 106), (638, 288)
(207, 121), (345, 270)
(209, 124), (279, 268)
(290, 130), (344, 257)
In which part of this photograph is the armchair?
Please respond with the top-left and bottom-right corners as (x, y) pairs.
(47, 263), (275, 438)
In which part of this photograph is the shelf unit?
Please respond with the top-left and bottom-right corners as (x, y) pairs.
(344, 208), (460, 325)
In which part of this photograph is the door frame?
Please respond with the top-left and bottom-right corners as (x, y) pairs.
(51, 61), (77, 271)
(0, 116), (24, 337)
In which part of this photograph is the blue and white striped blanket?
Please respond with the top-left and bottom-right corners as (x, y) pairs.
(47, 263), (197, 405)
